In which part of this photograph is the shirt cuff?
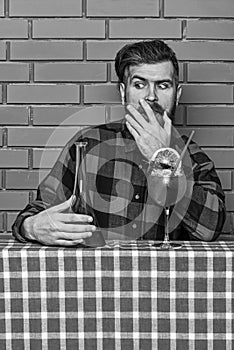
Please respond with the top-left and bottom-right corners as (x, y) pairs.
(11, 213), (35, 243)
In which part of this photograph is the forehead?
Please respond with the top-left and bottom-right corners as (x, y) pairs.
(127, 61), (175, 81)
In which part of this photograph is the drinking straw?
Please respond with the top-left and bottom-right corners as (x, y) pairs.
(171, 130), (195, 176)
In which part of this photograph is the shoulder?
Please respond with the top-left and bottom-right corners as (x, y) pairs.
(66, 120), (123, 147)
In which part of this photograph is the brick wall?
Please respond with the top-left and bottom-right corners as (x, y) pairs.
(0, 0), (234, 235)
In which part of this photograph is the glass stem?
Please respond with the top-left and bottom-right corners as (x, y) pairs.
(163, 207), (170, 243)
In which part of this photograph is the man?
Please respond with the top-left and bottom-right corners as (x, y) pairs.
(12, 40), (226, 245)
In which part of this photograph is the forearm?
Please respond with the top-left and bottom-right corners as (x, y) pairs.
(178, 185), (226, 241)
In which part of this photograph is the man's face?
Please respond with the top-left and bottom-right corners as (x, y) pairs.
(120, 61), (181, 125)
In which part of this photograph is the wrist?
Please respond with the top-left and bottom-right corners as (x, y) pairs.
(22, 216), (35, 241)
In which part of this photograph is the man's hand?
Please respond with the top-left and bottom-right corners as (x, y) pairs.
(125, 99), (171, 161)
(22, 196), (96, 246)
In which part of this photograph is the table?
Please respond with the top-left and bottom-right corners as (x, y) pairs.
(0, 238), (234, 350)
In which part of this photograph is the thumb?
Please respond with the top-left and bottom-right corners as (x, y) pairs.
(50, 195), (76, 213)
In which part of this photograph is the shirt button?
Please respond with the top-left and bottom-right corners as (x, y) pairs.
(132, 224), (137, 229)
(139, 164), (143, 169)
(135, 194), (140, 200)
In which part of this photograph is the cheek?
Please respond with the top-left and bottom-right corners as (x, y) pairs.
(125, 88), (143, 104)
(158, 91), (175, 107)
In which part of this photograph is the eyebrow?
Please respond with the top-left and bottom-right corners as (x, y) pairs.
(130, 75), (173, 84)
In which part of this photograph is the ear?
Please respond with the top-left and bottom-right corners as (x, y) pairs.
(176, 84), (182, 105)
(119, 83), (125, 105)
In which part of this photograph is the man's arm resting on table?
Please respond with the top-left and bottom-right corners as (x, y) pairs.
(179, 184), (226, 241)
(12, 196), (97, 246)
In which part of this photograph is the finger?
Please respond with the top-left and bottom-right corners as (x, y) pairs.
(126, 120), (140, 140)
(49, 195), (76, 213)
(125, 114), (143, 135)
(58, 213), (93, 223)
(126, 104), (148, 128)
(56, 223), (96, 234)
(57, 230), (93, 241)
(139, 99), (157, 124)
(55, 239), (84, 247)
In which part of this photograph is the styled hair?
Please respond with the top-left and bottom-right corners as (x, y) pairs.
(115, 40), (179, 84)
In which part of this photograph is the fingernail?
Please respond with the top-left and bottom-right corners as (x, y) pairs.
(91, 226), (96, 231)
(88, 217), (93, 222)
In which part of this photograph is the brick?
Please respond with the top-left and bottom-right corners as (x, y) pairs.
(87, 0), (159, 17)
(0, 128), (2, 146)
(0, 191), (29, 210)
(33, 106), (106, 125)
(7, 85), (80, 104)
(0, 63), (29, 82)
(168, 41), (234, 61)
(33, 149), (62, 169)
(6, 170), (49, 189)
(174, 105), (184, 126)
(10, 41), (82, 61)
(216, 171), (232, 190)
(0, 88), (2, 103)
(109, 104), (184, 125)
(0, 0), (3, 16)
(0, 212), (3, 232)
(0, 149), (28, 168)
(164, 0), (234, 17)
(84, 84), (119, 104)
(180, 84), (232, 104)
(225, 192), (234, 211)
(0, 19), (28, 38)
(111, 62), (184, 82)
(33, 19), (105, 39)
(187, 106), (234, 126)
(188, 63), (234, 83)
(7, 212), (18, 232)
(87, 41), (127, 60)
(10, 0), (82, 17)
(8, 126), (82, 147)
(187, 20), (234, 40)
(203, 149), (234, 169)
(0, 41), (5, 60)
(34, 63), (107, 82)
(0, 170), (2, 189)
(0, 106), (28, 125)
(179, 128), (233, 147)
(109, 19), (181, 39)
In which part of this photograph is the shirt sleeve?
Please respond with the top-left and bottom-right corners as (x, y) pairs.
(177, 140), (226, 241)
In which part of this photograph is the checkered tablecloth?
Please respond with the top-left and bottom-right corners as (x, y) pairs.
(0, 238), (234, 350)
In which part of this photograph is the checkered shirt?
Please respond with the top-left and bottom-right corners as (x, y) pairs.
(0, 238), (233, 350)
(12, 120), (225, 242)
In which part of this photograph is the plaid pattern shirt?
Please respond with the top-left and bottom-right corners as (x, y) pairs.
(12, 120), (226, 242)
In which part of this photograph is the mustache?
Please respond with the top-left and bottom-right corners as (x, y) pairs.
(146, 102), (164, 116)
(137, 102), (164, 119)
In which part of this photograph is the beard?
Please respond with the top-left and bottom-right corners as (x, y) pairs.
(137, 98), (177, 127)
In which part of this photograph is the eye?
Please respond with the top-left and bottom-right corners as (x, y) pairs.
(157, 82), (171, 90)
(133, 81), (145, 89)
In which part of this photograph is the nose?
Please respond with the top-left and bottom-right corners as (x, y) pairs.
(145, 85), (158, 102)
